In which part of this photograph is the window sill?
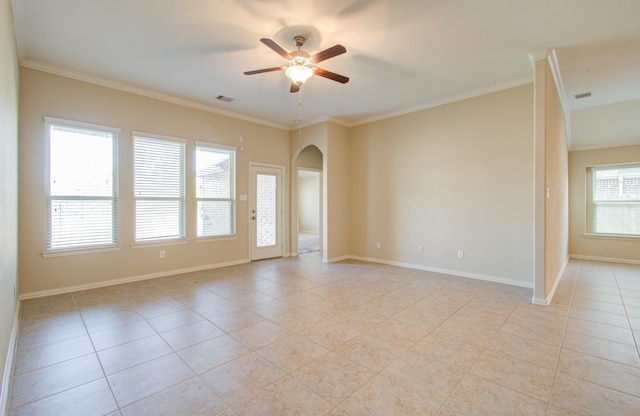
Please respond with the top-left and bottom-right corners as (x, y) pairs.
(195, 235), (237, 243)
(583, 233), (640, 241)
(42, 245), (122, 258)
(131, 239), (188, 249)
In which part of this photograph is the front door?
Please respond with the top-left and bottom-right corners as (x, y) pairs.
(249, 164), (284, 260)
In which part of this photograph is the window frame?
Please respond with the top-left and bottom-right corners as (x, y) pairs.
(43, 116), (120, 255)
(132, 131), (187, 244)
(586, 162), (640, 239)
(195, 141), (237, 240)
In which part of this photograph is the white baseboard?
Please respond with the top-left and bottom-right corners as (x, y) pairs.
(350, 255), (533, 289)
(1, 302), (20, 416)
(324, 255), (352, 264)
(532, 296), (548, 305)
(531, 256), (569, 305)
(569, 254), (640, 265)
(20, 259), (250, 300)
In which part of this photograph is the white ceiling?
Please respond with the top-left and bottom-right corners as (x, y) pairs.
(11, 0), (640, 150)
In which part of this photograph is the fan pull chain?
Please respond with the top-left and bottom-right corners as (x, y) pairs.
(298, 89), (303, 138)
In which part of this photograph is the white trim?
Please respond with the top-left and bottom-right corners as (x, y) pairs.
(195, 141), (237, 151)
(22, 60), (290, 131)
(324, 255), (351, 263)
(349, 256), (533, 289)
(532, 296), (548, 306)
(248, 163), (286, 261)
(42, 245), (121, 258)
(547, 49), (572, 150)
(11, 0), (26, 61)
(569, 254), (640, 266)
(44, 116), (121, 134)
(527, 49), (549, 66)
(582, 233), (640, 241)
(349, 77), (532, 127)
(19, 259), (251, 300)
(194, 235), (237, 244)
(569, 140), (640, 153)
(531, 256), (569, 305)
(1, 302), (20, 416)
(132, 131), (187, 144)
(130, 240), (188, 249)
(26, 60), (535, 132)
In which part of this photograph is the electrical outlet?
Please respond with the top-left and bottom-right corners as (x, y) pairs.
(376, 241), (381, 249)
(160, 250), (166, 259)
(418, 245), (423, 254)
(457, 250), (464, 259)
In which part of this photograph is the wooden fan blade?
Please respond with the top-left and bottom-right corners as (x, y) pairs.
(290, 82), (300, 93)
(260, 38), (292, 59)
(314, 68), (350, 84)
(311, 44), (346, 63)
(244, 67), (285, 75)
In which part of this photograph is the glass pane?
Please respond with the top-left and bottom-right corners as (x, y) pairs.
(196, 147), (231, 198)
(48, 199), (115, 249)
(256, 174), (276, 247)
(49, 125), (114, 197)
(134, 137), (184, 198)
(594, 167), (640, 201)
(592, 165), (640, 235)
(594, 203), (640, 235)
(135, 200), (183, 241)
(198, 200), (235, 237)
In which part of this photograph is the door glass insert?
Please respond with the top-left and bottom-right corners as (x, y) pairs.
(256, 173), (276, 247)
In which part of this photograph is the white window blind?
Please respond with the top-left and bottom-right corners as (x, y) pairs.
(45, 117), (119, 251)
(196, 142), (236, 237)
(592, 164), (640, 236)
(133, 133), (186, 242)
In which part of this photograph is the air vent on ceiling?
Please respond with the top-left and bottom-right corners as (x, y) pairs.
(216, 95), (235, 103)
(574, 92), (592, 100)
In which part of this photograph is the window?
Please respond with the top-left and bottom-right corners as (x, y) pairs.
(589, 164), (640, 236)
(196, 142), (236, 237)
(45, 117), (119, 251)
(133, 132), (186, 242)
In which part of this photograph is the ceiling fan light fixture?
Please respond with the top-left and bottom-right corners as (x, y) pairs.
(285, 64), (314, 85)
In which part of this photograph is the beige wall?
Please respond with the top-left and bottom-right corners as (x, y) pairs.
(1, 0), (19, 406)
(297, 146), (322, 234)
(569, 145), (640, 262)
(18, 68), (291, 294)
(349, 85), (534, 285)
(544, 61), (569, 297)
(291, 125), (327, 256)
(326, 122), (350, 260)
(299, 174), (320, 233)
(296, 144), (323, 169)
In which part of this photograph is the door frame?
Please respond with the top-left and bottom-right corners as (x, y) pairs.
(296, 167), (323, 254)
(249, 162), (285, 261)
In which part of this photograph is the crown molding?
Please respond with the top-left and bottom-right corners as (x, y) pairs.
(546, 48), (573, 149)
(20, 59), (290, 131)
(10, 0), (26, 62)
(569, 139), (640, 152)
(22, 60), (535, 133)
(527, 49), (550, 67)
(349, 76), (533, 127)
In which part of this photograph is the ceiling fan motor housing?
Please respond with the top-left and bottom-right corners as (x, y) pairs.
(293, 36), (306, 48)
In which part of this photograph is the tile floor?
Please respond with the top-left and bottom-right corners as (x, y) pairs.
(7, 254), (640, 415)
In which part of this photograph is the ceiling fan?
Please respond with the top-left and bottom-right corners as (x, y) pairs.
(244, 36), (349, 93)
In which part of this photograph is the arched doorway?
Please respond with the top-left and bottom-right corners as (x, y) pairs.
(294, 145), (323, 255)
